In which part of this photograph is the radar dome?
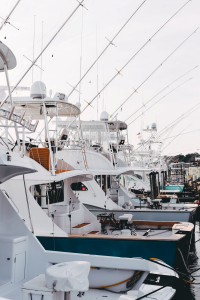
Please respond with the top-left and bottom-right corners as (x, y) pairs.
(30, 81), (46, 99)
(100, 111), (109, 121)
(151, 123), (156, 129)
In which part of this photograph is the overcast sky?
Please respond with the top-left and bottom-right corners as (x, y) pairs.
(0, 0), (200, 156)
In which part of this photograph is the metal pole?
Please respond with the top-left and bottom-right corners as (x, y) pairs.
(22, 127), (25, 157)
(23, 175), (34, 234)
(1, 0), (85, 107)
(55, 103), (58, 168)
(68, 0), (147, 97)
(43, 103), (55, 175)
(3, 63), (21, 151)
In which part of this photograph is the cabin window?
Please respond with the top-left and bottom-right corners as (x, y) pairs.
(33, 181), (64, 206)
(95, 175), (101, 187)
(48, 181), (64, 204)
(70, 182), (88, 191)
(107, 175), (111, 189)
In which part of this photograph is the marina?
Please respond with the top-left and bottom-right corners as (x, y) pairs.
(0, 0), (200, 299)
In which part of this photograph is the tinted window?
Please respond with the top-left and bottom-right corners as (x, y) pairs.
(71, 182), (88, 191)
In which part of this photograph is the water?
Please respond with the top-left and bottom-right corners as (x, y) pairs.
(174, 223), (200, 300)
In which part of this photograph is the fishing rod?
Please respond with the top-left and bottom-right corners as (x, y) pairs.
(124, 66), (198, 123)
(128, 78), (193, 126)
(68, 0), (147, 97)
(1, 0), (85, 107)
(0, 0), (21, 31)
(110, 25), (198, 119)
(65, 0), (193, 130)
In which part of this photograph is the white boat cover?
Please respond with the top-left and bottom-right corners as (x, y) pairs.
(45, 261), (90, 292)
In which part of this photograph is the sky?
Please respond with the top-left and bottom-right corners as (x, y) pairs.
(0, 0), (200, 156)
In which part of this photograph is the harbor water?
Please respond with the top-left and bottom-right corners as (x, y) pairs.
(174, 223), (200, 300)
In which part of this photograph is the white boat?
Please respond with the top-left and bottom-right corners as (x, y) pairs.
(0, 41), (179, 300)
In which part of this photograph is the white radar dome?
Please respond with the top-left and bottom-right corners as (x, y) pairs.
(30, 81), (46, 99)
(100, 111), (109, 121)
(151, 123), (156, 129)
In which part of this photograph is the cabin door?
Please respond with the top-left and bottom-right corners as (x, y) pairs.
(14, 252), (26, 283)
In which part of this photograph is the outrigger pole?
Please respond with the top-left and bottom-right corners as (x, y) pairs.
(128, 78), (193, 126)
(124, 66), (198, 123)
(67, 0), (147, 97)
(0, 0), (85, 107)
(110, 25), (198, 119)
(64, 0), (193, 131)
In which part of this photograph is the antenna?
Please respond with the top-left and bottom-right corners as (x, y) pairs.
(32, 15), (36, 83)
(1, 0), (85, 107)
(79, 7), (83, 103)
(41, 21), (43, 81)
(110, 25), (198, 118)
(125, 66), (198, 123)
(96, 24), (98, 120)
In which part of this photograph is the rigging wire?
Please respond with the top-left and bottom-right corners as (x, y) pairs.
(110, 26), (198, 118)
(67, 0), (147, 97)
(1, 0), (85, 107)
(32, 15), (36, 84)
(125, 66), (198, 123)
(96, 23), (99, 119)
(128, 78), (193, 126)
(160, 128), (200, 142)
(79, 7), (84, 103)
(162, 123), (192, 151)
(0, 0), (21, 31)
(134, 102), (200, 152)
(65, 3), (195, 131)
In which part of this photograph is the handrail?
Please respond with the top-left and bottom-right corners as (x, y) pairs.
(2, 189), (19, 213)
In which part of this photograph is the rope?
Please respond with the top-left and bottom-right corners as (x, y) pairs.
(182, 278), (200, 284)
(89, 271), (140, 289)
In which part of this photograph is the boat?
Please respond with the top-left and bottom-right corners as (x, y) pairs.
(0, 41), (180, 300)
